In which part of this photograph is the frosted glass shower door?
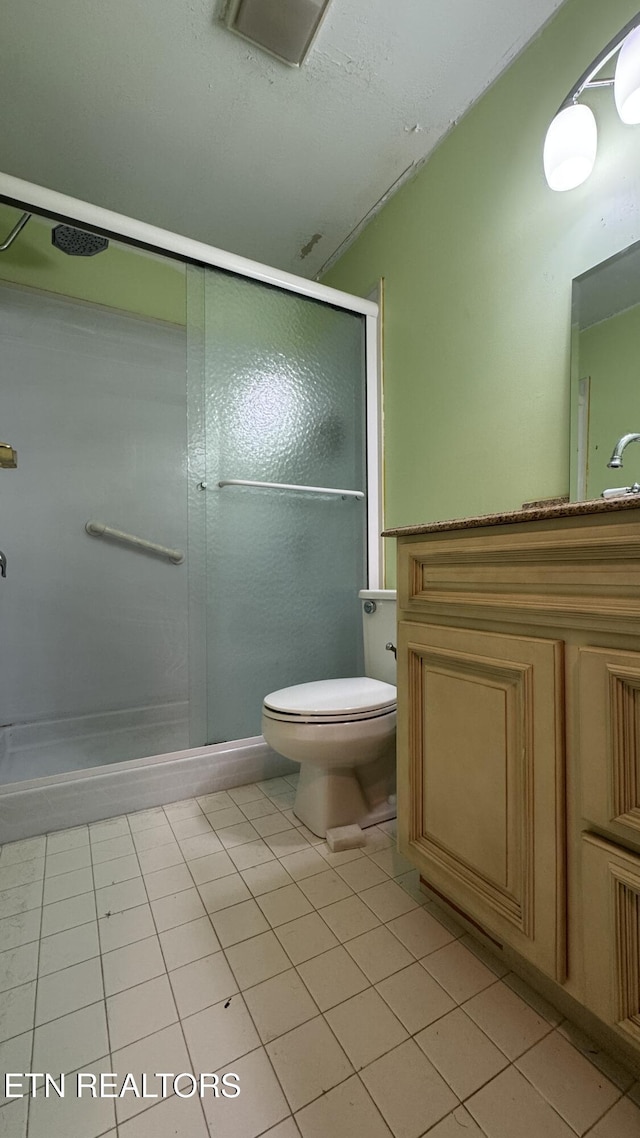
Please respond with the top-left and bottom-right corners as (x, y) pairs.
(192, 268), (367, 744)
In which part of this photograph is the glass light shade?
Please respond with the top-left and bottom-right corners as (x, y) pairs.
(615, 26), (640, 123)
(543, 104), (597, 191)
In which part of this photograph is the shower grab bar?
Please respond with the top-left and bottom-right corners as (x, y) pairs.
(85, 521), (185, 564)
(218, 479), (364, 500)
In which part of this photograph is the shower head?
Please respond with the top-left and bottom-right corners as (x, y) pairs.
(0, 214), (109, 257)
(51, 225), (109, 257)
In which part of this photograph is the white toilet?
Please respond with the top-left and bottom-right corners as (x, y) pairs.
(262, 590), (397, 838)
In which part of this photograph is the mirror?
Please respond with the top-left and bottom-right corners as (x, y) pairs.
(571, 241), (640, 500)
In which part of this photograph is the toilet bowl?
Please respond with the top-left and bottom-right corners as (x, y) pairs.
(261, 591), (397, 838)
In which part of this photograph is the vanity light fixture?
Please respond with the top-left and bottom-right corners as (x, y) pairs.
(615, 25), (640, 122)
(544, 11), (640, 190)
(223, 0), (333, 67)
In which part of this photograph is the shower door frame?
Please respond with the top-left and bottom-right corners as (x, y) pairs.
(0, 173), (383, 587)
(0, 173), (383, 831)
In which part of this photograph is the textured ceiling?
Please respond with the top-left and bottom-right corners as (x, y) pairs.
(1, 0), (567, 278)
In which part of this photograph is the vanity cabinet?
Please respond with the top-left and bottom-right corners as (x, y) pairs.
(388, 500), (640, 1062)
(579, 646), (640, 849)
(398, 620), (565, 980)
(582, 834), (640, 1048)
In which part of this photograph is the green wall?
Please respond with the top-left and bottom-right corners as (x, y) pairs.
(0, 205), (185, 324)
(323, 0), (640, 582)
(578, 303), (640, 497)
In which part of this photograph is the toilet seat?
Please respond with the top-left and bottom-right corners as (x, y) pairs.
(263, 677), (396, 725)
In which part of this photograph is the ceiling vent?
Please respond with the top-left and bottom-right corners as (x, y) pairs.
(223, 0), (332, 67)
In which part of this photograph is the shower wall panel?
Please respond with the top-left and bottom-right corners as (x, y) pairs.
(0, 283), (187, 776)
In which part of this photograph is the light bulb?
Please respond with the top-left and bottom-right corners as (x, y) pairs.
(543, 104), (597, 191)
(615, 25), (640, 124)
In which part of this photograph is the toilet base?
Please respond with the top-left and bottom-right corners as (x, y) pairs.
(359, 797), (397, 830)
(293, 760), (396, 838)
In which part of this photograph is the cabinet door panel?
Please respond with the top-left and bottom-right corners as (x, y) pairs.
(397, 622), (565, 980)
(423, 669), (510, 888)
(580, 646), (640, 845)
(582, 834), (640, 1047)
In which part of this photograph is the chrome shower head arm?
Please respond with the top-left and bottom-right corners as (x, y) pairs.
(0, 212), (31, 252)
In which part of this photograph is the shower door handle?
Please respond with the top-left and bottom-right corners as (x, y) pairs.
(218, 479), (365, 499)
(0, 550), (6, 578)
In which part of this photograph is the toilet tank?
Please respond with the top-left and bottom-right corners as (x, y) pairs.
(359, 589), (397, 686)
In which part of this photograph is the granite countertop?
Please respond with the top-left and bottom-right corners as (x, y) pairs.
(382, 494), (640, 538)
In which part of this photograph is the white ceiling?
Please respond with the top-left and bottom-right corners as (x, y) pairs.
(2, 0), (567, 278)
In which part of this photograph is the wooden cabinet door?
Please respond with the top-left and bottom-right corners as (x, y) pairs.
(397, 621), (565, 980)
(580, 646), (640, 848)
(582, 834), (640, 1047)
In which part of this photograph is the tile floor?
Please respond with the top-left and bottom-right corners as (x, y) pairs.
(1, 773), (639, 1138)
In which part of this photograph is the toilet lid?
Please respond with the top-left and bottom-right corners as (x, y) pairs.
(263, 677), (396, 717)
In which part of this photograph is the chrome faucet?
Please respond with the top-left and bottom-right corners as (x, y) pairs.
(0, 551), (6, 579)
(607, 433), (640, 469)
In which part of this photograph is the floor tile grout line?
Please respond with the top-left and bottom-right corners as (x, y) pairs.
(0, 863), (46, 900)
(238, 862), (296, 896)
(0, 848), (46, 872)
(91, 859), (570, 1120)
(98, 933), (168, 999)
(27, 985), (105, 1033)
(176, 818), (319, 1136)
(553, 1020), (636, 1093)
(275, 915), (577, 1117)
(262, 1003), (461, 1135)
(23, 863), (45, 1138)
(0, 904), (463, 1045)
(208, 856), (349, 1130)
(0, 857), (488, 1007)
(433, 1105), (491, 1138)
(270, 1022), (364, 1123)
(0, 1007), (530, 1138)
(407, 997), (543, 1110)
(199, 822), (440, 1119)
(117, 823), (212, 1138)
(126, 808), (169, 834)
(366, 1064), (460, 1138)
(87, 811), (128, 1138)
(508, 1026), (626, 1135)
(456, 979), (562, 1067)
(158, 791), (365, 1130)
(287, 962), (395, 1099)
(0, 889), (44, 918)
(466, 970), (633, 1090)
(5, 795), (639, 1138)
(582, 1094), (638, 1136)
(277, 893), (376, 964)
(419, 1045), (509, 1112)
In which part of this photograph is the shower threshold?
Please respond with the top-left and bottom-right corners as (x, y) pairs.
(0, 702), (190, 785)
(0, 735), (297, 844)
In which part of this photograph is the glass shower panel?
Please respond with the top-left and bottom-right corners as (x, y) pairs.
(0, 244), (189, 785)
(199, 268), (367, 744)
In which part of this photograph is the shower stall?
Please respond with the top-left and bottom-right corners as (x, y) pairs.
(0, 175), (380, 839)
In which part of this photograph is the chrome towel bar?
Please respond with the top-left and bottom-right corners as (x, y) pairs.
(218, 479), (364, 500)
(85, 521), (185, 564)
